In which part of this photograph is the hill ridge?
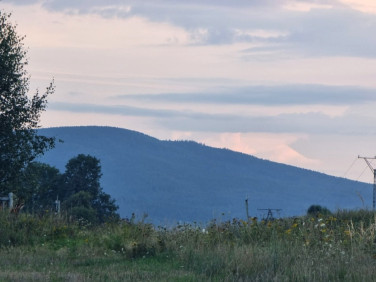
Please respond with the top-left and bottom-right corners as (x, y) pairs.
(38, 126), (371, 223)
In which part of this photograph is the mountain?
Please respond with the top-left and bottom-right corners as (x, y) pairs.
(38, 126), (371, 224)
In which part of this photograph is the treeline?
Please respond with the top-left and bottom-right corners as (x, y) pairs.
(12, 154), (119, 223)
(0, 10), (118, 223)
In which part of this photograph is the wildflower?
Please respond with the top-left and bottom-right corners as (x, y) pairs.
(285, 229), (292, 235)
(292, 223), (298, 228)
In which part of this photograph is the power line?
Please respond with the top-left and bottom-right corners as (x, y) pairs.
(356, 164), (371, 181)
(343, 157), (358, 178)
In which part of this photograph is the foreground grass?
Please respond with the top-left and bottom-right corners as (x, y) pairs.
(0, 210), (376, 281)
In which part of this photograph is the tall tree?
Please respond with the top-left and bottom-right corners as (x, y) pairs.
(63, 154), (119, 223)
(0, 11), (55, 191)
(63, 154), (102, 199)
(19, 162), (62, 213)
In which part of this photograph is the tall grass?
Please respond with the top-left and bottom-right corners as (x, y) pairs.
(0, 210), (375, 281)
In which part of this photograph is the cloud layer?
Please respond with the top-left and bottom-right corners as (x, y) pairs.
(7, 0), (376, 58)
(116, 85), (376, 105)
(3, 0), (376, 180)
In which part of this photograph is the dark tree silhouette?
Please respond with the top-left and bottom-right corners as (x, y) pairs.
(63, 154), (119, 223)
(19, 162), (62, 213)
(0, 11), (55, 191)
(307, 204), (331, 216)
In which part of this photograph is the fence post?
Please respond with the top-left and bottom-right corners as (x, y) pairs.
(55, 197), (61, 215)
(8, 192), (13, 209)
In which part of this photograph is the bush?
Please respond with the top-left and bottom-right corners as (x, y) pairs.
(307, 204), (331, 216)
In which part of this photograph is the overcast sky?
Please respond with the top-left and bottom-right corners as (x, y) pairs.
(3, 0), (376, 182)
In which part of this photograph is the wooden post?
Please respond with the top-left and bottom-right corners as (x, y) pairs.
(245, 198), (249, 221)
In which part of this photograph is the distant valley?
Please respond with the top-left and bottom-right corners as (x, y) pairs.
(38, 126), (371, 224)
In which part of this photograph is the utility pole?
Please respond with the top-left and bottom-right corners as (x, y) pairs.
(358, 156), (376, 210)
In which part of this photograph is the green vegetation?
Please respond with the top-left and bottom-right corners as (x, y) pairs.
(0, 10), (55, 190)
(0, 209), (375, 281)
(0, 10), (118, 224)
(307, 204), (332, 216)
(15, 154), (119, 223)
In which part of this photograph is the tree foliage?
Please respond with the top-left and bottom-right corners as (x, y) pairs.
(62, 154), (119, 223)
(16, 154), (119, 223)
(19, 162), (61, 212)
(63, 154), (102, 199)
(0, 11), (55, 190)
(307, 204), (331, 216)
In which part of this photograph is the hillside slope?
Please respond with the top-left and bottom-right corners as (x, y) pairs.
(38, 126), (371, 223)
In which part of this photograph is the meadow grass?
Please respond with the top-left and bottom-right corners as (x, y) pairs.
(0, 210), (376, 281)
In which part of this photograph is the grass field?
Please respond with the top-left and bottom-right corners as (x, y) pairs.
(0, 209), (376, 281)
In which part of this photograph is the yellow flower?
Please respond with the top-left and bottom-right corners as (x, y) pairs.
(292, 223), (298, 228)
(285, 229), (292, 235)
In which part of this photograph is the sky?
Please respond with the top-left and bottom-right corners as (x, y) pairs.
(2, 0), (376, 182)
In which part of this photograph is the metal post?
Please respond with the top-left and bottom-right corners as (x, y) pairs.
(358, 156), (376, 210)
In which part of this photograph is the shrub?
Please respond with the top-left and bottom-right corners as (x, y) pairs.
(307, 204), (331, 216)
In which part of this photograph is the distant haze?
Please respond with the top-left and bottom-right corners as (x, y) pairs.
(3, 0), (376, 182)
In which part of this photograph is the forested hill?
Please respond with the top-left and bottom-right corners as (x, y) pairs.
(38, 126), (371, 224)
